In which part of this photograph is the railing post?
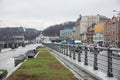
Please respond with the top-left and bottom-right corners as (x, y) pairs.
(61, 45), (63, 54)
(55, 44), (56, 50)
(55, 44), (57, 51)
(66, 45), (69, 56)
(56, 44), (58, 52)
(107, 47), (113, 77)
(60, 45), (63, 53)
(73, 46), (76, 60)
(69, 46), (72, 58)
(78, 46), (82, 62)
(58, 44), (60, 52)
(64, 45), (66, 55)
(63, 45), (65, 55)
(93, 47), (98, 70)
(84, 46), (88, 65)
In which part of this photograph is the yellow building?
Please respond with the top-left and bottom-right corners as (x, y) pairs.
(93, 23), (104, 44)
(94, 23), (104, 34)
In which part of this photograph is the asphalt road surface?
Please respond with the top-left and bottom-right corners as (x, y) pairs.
(0, 43), (41, 77)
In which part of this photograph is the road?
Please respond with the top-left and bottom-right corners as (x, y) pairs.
(0, 43), (41, 77)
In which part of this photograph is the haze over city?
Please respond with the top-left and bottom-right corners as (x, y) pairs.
(0, 0), (120, 30)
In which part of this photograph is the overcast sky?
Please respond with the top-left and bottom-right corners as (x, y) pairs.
(0, 0), (120, 30)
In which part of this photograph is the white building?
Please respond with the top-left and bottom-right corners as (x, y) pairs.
(60, 29), (74, 39)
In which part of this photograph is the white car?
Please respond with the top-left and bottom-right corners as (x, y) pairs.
(112, 51), (120, 57)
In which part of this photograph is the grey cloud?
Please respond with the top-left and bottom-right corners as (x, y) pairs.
(0, 0), (120, 30)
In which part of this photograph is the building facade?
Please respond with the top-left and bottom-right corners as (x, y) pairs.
(75, 14), (107, 43)
(86, 24), (95, 44)
(93, 23), (104, 44)
(93, 32), (103, 44)
(104, 16), (120, 47)
(74, 15), (82, 40)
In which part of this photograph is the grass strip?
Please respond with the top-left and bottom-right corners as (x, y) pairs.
(7, 48), (77, 80)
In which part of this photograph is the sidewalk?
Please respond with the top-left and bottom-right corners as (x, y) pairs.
(48, 47), (117, 80)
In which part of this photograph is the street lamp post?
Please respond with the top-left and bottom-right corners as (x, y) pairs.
(72, 30), (75, 40)
(113, 10), (120, 16)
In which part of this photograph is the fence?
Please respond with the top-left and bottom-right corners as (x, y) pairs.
(43, 43), (120, 80)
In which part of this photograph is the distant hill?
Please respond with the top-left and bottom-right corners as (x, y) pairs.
(43, 21), (75, 36)
(0, 27), (41, 41)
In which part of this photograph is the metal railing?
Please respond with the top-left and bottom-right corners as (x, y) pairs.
(43, 43), (120, 80)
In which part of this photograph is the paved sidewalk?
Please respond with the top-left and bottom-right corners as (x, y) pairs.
(48, 47), (117, 80)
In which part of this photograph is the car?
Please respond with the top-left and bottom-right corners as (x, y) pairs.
(74, 40), (83, 52)
(112, 51), (120, 57)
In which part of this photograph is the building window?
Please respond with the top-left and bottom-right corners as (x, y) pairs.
(113, 22), (115, 24)
(113, 31), (114, 34)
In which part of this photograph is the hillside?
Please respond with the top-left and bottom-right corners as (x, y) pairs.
(43, 21), (75, 36)
(0, 27), (40, 41)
